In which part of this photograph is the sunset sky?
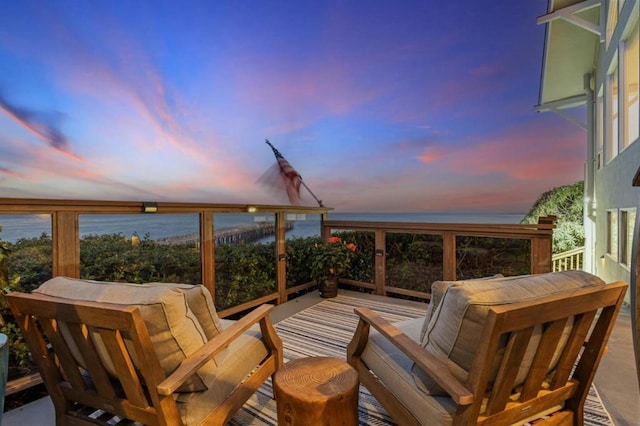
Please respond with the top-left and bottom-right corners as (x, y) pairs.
(0, 1), (585, 213)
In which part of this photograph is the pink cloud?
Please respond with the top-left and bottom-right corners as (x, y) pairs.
(228, 52), (383, 120)
(427, 120), (585, 183)
(0, 166), (29, 180)
(16, 6), (209, 161)
(418, 146), (447, 163)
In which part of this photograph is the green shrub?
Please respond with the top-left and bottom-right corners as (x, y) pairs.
(521, 181), (585, 253)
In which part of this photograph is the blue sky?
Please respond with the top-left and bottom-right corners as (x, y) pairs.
(0, 1), (585, 212)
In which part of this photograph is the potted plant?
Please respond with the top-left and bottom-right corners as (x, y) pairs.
(310, 236), (357, 298)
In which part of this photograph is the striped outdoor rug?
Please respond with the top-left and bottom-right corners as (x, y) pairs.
(229, 293), (613, 425)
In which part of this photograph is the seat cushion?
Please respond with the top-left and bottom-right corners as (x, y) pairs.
(174, 323), (269, 424)
(361, 317), (457, 426)
(413, 271), (605, 396)
(147, 282), (223, 340)
(34, 277), (217, 392)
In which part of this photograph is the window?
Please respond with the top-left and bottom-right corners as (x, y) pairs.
(607, 210), (618, 260)
(607, 0), (618, 45)
(607, 68), (619, 162)
(620, 209), (637, 267)
(623, 24), (639, 148)
(597, 94), (604, 168)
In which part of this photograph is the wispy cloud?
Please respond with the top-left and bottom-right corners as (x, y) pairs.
(0, 92), (80, 160)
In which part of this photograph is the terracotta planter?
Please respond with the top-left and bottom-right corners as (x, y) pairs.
(319, 276), (339, 298)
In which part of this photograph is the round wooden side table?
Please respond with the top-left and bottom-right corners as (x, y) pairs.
(273, 356), (359, 426)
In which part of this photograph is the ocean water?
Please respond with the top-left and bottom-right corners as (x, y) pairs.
(0, 211), (525, 244)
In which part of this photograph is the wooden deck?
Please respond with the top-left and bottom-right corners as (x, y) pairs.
(3, 290), (638, 425)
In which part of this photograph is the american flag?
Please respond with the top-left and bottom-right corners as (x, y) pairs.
(264, 140), (302, 204)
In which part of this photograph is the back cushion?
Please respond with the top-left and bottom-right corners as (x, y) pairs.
(34, 277), (217, 392)
(412, 271), (605, 395)
(147, 282), (223, 340)
(420, 274), (504, 342)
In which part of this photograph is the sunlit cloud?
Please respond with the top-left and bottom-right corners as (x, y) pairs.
(0, 166), (27, 180)
(0, 92), (81, 160)
(418, 146), (448, 164)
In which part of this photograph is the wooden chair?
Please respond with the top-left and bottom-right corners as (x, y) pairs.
(347, 275), (627, 426)
(7, 290), (283, 426)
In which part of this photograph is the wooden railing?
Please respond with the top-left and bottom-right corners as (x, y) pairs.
(0, 198), (331, 318)
(0, 198), (556, 311)
(322, 217), (556, 300)
(552, 246), (585, 272)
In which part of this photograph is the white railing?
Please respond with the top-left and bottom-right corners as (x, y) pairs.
(552, 246), (585, 272)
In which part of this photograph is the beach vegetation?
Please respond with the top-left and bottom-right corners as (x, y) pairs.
(521, 181), (584, 253)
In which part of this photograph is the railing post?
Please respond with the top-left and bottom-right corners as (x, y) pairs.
(321, 212), (330, 243)
(532, 216), (555, 274)
(52, 211), (80, 278)
(200, 212), (215, 299)
(374, 230), (385, 295)
(276, 212), (287, 304)
(443, 232), (456, 280)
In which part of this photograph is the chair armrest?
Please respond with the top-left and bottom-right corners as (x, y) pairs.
(157, 304), (276, 395)
(352, 307), (474, 406)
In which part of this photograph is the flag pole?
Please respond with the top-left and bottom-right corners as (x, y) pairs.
(300, 179), (324, 207)
(265, 140), (324, 207)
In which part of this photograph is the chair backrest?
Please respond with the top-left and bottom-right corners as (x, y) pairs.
(7, 291), (183, 426)
(461, 281), (627, 425)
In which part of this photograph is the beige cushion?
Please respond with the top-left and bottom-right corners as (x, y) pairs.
(147, 282), (223, 340)
(421, 274), (503, 342)
(413, 271), (605, 396)
(174, 324), (269, 424)
(362, 317), (457, 426)
(34, 277), (217, 392)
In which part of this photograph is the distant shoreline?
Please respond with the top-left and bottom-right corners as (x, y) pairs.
(0, 212), (525, 244)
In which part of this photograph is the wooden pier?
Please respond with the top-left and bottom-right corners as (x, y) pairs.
(156, 221), (294, 245)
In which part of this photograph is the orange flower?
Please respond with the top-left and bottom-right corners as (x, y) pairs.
(328, 236), (342, 244)
(346, 243), (357, 252)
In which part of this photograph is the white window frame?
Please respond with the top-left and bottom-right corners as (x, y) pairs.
(621, 22), (639, 150)
(607, 209), (619, 260)
(596, 92), (604, 169)
(606, 65), (620, 163)
(620, 208), (637, 268)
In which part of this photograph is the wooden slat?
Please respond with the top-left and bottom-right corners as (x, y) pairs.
(276, 211), (288, 304)
(477, 384), (576, 426)
(60, 386), (160, 426)
(5, 372), (43, 396)
(217, 292), (278, 318)
(259, 315), (284, 370)
(551, 311), (597, 389)
(38, 319), (88, 392)
(486, 327), (535, 415)
(531, 235), (553, 274)
(520, 319), (569, 401)
(0, 197), (332, 215)
(52, 210), (79, 278)
(383, 285), (431, 300)
(98, 329), (148, 408)
(65, 323), (117, 400)
(323, 220), (555, 236)
(375, 229), (386, 295)
(200, 211), (215, 298)
(443, 232), (456, 280)
(285, 280), (317, 295)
